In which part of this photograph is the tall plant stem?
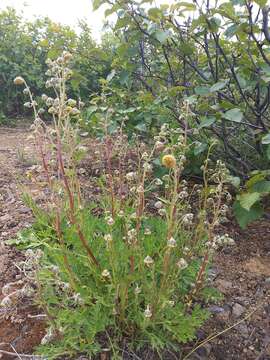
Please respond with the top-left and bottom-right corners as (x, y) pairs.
(56, 133), (99, 267)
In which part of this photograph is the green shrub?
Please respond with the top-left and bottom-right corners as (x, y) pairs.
(233, 170), (270, 228)
(9, 53), (234, 359)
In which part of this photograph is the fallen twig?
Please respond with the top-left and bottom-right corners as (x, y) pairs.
(183, 299), (266, 360)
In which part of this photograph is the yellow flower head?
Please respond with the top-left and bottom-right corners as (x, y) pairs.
(14, 76), (25, 85)
(162, 154), (176, 169)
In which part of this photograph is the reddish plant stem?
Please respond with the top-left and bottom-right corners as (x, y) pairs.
(56, 134), (99, 267)
(55, 208), (78, 290)
(188, 250), (209, 305)
(105, 135), (115, 218)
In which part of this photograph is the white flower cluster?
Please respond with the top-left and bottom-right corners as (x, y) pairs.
(213, 233), (235, 246)
(182, 213), (194, 225)
(144, 255), (154, 267)
(176, 258), (188, 270)
(167, 237), (177, 248)
(144, 304), (152, 318)
(206, 233), (235, 250)
(1, 249), (43, 308)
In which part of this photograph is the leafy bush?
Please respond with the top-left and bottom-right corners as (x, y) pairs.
(233, 170), (270, 228)
(92, 0), (270, 176)
(9, 53), (235, 359)
(0, 7), (111, 117)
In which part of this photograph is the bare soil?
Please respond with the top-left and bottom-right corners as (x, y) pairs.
(0, 125), (46, 358)
(0, 125), (269, 359)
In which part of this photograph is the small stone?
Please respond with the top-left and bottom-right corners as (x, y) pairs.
(236, 323), (249, 338)
(195, 344), (212, 359)
(80, 132), (89, 137)
(208, 267), (219, 281)
(215, 305), (231, 322)
(196, 329), (206, 341)
(208, 305), (225, 314)
(215, 279), (233, 293)
(78, 168), (86, 174)
(0, 214), (12, 223)
(19, 206), (31, 214)
(232, 303), (245, 318)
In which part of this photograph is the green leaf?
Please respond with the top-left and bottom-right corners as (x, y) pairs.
(106, 69), (116, 82)
(251, 180), (270, 194)
(194, 86), (210, 96)
(227, 175), (241, 188)
(210, 80), (228, 92)
(181, 43), (195, 55)
(155, 29), (170, 43)
(184, 95), (198, 104)
(135, 123), (147, 132)
(119, 70), (129, 85)
(176, 2), (196, 10)
(148, 7), (163, 19)
(233, 201), (264, 229)
(198, 116), (216, 128)
(231, 0), (245, 5)
(194, 142), (207, 155)
(262, 133), (270, 144)
(246, 173), (266, 189)
(254, 0), (267, 7)
(239, 192), (260, 211)
(222, 108), (243, 122)
(92, 0), (105, 11)
(267, 145), (270, 160)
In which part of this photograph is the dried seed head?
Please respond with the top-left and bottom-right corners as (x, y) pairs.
(137, 185), (144, 193)
(106, 217), (114, 226)
(126, 172), (135, 181)
(144, 255), (154, 267)
(144, 304), (152, 318)
(67, 98), (77, 107)
(104, 234), (112, 243)
(155, 141), (165, 152)
(144, 228), (152, 235)
(154, 201), (163, 209)
(101, 269), (111, 279)
(182, 213), (194, 225)
(167, 237), (177, 248)
(162, 154), (176, 169)
(134, 284), (141, 295)
(143, 162), (152, 172)
(158, 208), (166, 216)
(63, 51), (72, 61)
(176, 258), (188, 270)
(14, 76), (25, 85)
(154, 178), (163, 186)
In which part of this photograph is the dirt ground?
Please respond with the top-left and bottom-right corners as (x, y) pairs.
(0, 125), (269, 359)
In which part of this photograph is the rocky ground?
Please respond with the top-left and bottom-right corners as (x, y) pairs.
(0, 124), (269, 359)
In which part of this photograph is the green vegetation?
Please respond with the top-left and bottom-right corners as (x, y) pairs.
(7, 53), (233, 359)
(0, 7), (111, 117)
(2, 0), (270, 357)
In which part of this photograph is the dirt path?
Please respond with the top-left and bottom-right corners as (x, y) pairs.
(0, 125), (46, 358)
(203, 222), (270, 360)
(0, 125), (269, 359)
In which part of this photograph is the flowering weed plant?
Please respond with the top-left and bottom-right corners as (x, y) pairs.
(11, 53), (234, 359)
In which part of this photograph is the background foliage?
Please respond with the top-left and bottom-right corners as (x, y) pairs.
(0, 7), (111, 118)
(2, 0), (270, 226)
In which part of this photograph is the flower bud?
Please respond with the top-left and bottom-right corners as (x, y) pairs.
(14, 76), (24, 85)
(162, 154), (176, 169)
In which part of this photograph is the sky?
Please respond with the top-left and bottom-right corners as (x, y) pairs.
(0, 0), (107, 39)
(0, 0), (175, 40)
